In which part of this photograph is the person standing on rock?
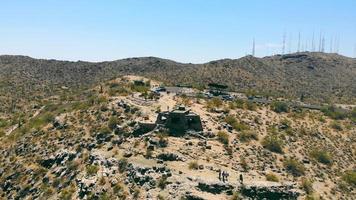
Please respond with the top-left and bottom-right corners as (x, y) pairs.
(239, 174), (244, 185)
(218, 169), (222, 181)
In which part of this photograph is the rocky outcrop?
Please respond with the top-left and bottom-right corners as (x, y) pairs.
(241, 182), (300, 200)
(196, 180), (234, 195)
(39, 150), (76, 168)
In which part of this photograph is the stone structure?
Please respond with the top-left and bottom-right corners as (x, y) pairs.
(156, 106), (203, 136)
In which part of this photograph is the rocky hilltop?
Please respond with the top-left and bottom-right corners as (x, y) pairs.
(0, 76), (355, 199)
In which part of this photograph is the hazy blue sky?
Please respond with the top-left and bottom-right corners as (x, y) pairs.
(1, 0), (355, 63)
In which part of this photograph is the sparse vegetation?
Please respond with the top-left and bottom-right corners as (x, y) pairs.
(310, 149), (333, 165)
(301, 178), (314, 195)
(86, 165), (99, 176)
(261, 135), (284, 153)
(157, 176), (168, 189)
(271, 101), (289, 113)
(342, 170), (356, 187)
(188, 161), (199, 170)
(266, 173), (279, 182)
(330, 121), (343, 131)
(284, 158), (305, 177)
(217, 131), (229, 145)
(321, 105), (348, 120)
(238, 130), (258, 142)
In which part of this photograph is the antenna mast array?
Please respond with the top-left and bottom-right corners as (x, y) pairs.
(252, 38), (255, 56)
(282, 32), (286, 54)
(297, 32), (301, 52)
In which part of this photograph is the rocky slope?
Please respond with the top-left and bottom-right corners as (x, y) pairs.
(0, 52), (355, 115)
(0, 76), (354, 199)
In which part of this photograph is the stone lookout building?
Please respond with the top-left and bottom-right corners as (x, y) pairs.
(156, 106), (203, 136)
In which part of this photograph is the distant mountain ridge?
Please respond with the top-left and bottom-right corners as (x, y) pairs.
(0, 52), (355, 105)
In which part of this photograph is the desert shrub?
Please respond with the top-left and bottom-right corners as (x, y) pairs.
(118, 158), (128, 173)
(145, 148), (153, 159)
(301, 178), (314, 195)
(225, 115), (237, 125)
(99, 127), (111, 135)
(330, 121), (343, 131)
(284, 158), (305, 177)
(342, 170), (356, 187)
(108, 116), (118, 130)
(72, 101), (91, 110)
(59, 185), (76, 200)
(113, 183), (127, 198)
(232, 122), (250, 131)
(234, 99), (245, 109)
(262, 135), (284, 153)
(321, 105), (348, 120)
(86, 165), (99, 176)
(271, 101), (289, 113)
(217, 131), (229, 145)
(207, 97), (223, 110)
(131, 188), (140, 199)
(157, 133), (169, 147)
(157, 176), (168, 189)
(157, 194), (166, 200)
(30, 112), (55, 129)
(238, 130), (258, 142)
(310, 149), (333, 165)
(0, 130), (5, 138)
(230, 192), (242, 200)
(266, 173), (279, 182)
(240, 157), (249, 171)
(246, 101), (257, 111)
(188, 161), (199, 170)
(0, 119), (8, 128)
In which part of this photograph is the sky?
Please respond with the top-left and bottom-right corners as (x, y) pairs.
(0, 0), (355, 63)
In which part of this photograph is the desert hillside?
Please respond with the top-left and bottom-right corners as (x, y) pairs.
(0, 76), (355, 199)
(0, 52), (355, 116)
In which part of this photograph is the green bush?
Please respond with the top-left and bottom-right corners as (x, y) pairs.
(108, 116), (118, 130)
(342, 170), (356, 187)
(207, 97), (223, 110)
(157, 176), (168, 189)
(217, 131), (229, 145)
(238, 130), (258, 142)
(225, 115), (237, 125)
(271, 101), (289, 113)
(246, 101), (257, 111)
(0, 119), (8, 128)
(188, 161), (199, 170)
(330, 121), (343, 131)
(283, 159), (305, 177)
(118, 158), (128, 173)
(266, 173), (279, 182)
(321, 105), (348, 120)
(262, 135), (284, 153)
(301, 178), (314, 195)
(310, 149), (333, 165)
(86, 165), (99, 176)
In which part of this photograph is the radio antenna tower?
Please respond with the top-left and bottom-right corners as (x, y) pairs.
(297, 32), (301, 52)
(282, 32), (286, 54)
(252, 38), (255, 56)
(311, 32), (315, 51)
(321, 35), (325, 52)
(318, 31), (322, 52)
(330, 36), (333, 53)
(288, 33), (292, 53)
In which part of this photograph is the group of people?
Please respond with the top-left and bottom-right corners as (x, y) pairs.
(218, 170), (244, 185)
(218, 170), (229, 182)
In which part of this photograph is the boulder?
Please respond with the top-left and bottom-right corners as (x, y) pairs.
(197, 180), (234, 194)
